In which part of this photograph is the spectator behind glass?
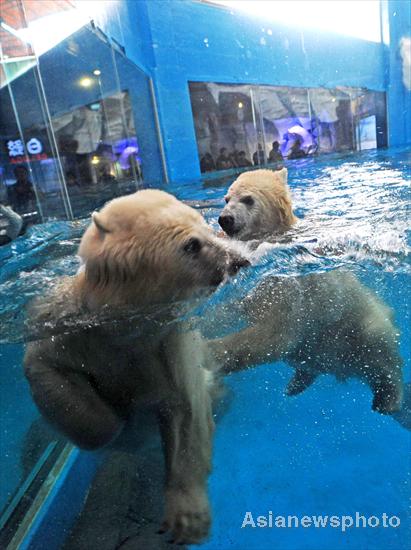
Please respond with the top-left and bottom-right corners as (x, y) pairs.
(236, 151), (252, 167)
(228, 150), (239, 168)
(216, 148), (233, 170)
(288, 138), (307, 160)
(253, 143), (266, 166)
(200, 153), (216, 172)
(268, 141), (283, 163)
(66, 171), (80, 187)
(99, 164), (117, 184)
(7, 165), (35, 212)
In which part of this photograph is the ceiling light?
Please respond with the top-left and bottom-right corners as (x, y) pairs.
(79, 76), (93, 88)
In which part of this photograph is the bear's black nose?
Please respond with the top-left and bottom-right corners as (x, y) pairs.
(228, 257), (251, 276)
(218, 214), (234, 234)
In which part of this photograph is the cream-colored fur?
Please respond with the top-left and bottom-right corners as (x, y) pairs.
(211, 268), (403, 414)
(218, 168), (297, 240)
(215, 170), (404, 413)
(24, 189), (249, 545)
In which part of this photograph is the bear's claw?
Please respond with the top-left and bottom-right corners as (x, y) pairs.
(161, 489), (211, 545)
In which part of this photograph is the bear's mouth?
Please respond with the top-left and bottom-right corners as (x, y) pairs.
(222, 222), (245, 238)
(224, 226), (241, 237)
(209, 254), (250, 286)
(210, 268), (225, 286)
(227, 256), (250, 276)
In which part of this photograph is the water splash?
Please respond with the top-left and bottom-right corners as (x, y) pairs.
(0, 148), (409, 345)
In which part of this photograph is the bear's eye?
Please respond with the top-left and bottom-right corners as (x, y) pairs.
(240, 195), (254, 207)
(183, 237), (202, 255)
(224, 196), (230, 204)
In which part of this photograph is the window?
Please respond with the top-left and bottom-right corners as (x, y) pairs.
(189, 82), (387, 173)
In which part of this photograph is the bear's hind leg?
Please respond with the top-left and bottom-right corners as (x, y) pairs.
(369, 369), (404, 414)
(286, 368), (318, 396)
(358, 344), (404, 414)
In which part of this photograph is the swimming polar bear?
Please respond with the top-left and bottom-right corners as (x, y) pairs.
(212, 270), (404, 414)
(24, 189), (249, 545)
(218, 168), (297, 240)
(215, 169), (404, 414)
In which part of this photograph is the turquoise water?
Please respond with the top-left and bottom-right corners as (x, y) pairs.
(190, 148), (411, 550)
(0, 148), (410, 549)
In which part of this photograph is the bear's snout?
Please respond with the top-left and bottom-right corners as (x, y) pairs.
(209, 254), (249, 286)
(218, 214), (235, 235)
(227, 256), (250, 276)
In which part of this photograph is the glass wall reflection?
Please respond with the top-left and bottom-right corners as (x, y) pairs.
(351, 89), (388, 151)
(0, 3), (164, 536)
(257, 86), (312, 162)
(190, 82), (387, 174)
(190, 82), (259, 172)
(309, 87), (354, 153)
(39, 25), (145, 218)
(1, 21), (163, 222)
(0, 19), (71, 223)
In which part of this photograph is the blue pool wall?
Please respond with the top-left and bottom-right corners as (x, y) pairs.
(384, 0), (411, 147)
(97, 0), (411, 183)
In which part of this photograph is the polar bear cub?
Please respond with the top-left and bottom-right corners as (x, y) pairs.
(24, 189), (249, 545)
(214, 169), (404, 414)
(212, 270), (404, 414)
(218, 168), (297, 239)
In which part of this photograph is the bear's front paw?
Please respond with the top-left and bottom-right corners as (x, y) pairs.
(160, 487), (211, 544)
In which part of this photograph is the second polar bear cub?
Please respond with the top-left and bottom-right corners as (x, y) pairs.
(218, 168), (297, 240)
(24, 189), (249, 545)
(215, 168), (404, 414)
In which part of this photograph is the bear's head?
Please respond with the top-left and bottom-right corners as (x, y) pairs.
(78, 189), (249, 308)
(218, 168), (297, 240)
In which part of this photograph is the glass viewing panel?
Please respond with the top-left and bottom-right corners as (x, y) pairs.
(1, 23), (162, 223)
(0, 1), (404, 549)
(189, 82), (387, 173)
(0, 8), (163, 539)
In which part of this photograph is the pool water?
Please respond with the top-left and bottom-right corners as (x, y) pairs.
(0, 147), (410, 549)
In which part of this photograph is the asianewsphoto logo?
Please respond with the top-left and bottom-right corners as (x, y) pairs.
(241, 512), (401, 532)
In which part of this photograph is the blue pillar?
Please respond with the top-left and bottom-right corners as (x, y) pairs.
(385, 0), (411, 146)
(145, 0), (202, 183)
(108, 0), (201, 183)
(95, 0), (165, 184)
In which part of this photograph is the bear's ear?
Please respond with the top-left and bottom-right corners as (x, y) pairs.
(275, 196), (289, 225)
(275, 194), (295, 227)
(277, 167), (288, 183)
(92, 212), (110, 234)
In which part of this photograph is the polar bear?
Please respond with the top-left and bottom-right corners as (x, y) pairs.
(214, 170), (404, 414)
(218, 168), (297, 240)
(24, 189), (249, 545)
(211, 268), (404, 414)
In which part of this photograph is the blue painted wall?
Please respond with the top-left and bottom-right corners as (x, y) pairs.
(98, 0), (155, 76)
(145, 0), (387, 181)
(384, 0), (411, 146)
(104, 0), (410, 183)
